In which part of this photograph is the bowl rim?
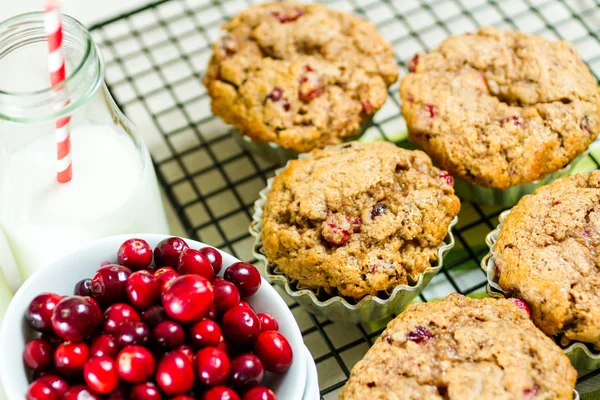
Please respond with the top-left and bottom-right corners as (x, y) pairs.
(0, 233), (306, 400)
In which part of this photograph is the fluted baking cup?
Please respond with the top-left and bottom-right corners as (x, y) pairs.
(482, 210), (600, 377)
(249, 146), (457, 323)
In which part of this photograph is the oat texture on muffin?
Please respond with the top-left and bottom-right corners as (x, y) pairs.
(495, 171), (600, 349)
(260, 141), (460, 299)
(203, 2), (398, 153)
(339, 294), (577, 400)
(401, 27), (600, 189)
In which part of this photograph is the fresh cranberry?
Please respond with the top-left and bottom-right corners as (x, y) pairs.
(115, 320), (150, 347)
(83, 356), (120, 394)
(257, 313), (278, 332)
(222, 305), (260, 344)
(91, 334), (119, 358)
(51, 296), (100, 341)
(217, 335), (228, 352)
(371, 202), (388, 219)
(142, 305), (168, 326)
(230, 354), (264, 388)
(26, 379), (60, 400)
(162, 275), (214, 323)
(203, 387), (241, 400)
(153, 320), (185, 349)
(199, 247), (223, 274)
(272, 8), (303, 23)
(54, 342), (89, 376)
(38, 375), (69, 397)
(74, 279), (93, 296)
(156, 351), (195, 395)
(195, 347), (231, 386)
(62, 385), (101, 400)
(407, 326), (433, 343)
(118, 238), (153, 270)
(104, 303), (140, 333)
(243, 386), (276, 400)
(424, 104), (437, 118)
(127, 271), (160, 309)
(524, 383), (540, 397)
(512, 298), (531, 316)
(176, 344), (195, 363)
(116, 345), (156, 382)
(154, 267), (180, 292)
(500, 115), (521, 127)
(253, 331), (293, 373)
(438, 171), (454, 186)
(178, 249), (214, 280)
(23, 338), (53, 371)
(224, 263), (261, 297)
(130, 382), (162, 400)
(238, 301), (254, 311)
(206, 304), (218, 320)
(407, 54), (419, 73)
(154, 237), (190, 269)
(190, 319), (222, 348)
(107, 385), (129, 400)
(91, 265), (132, 305)
(26, 293), (63, 332)
(212, 278), (241, 313)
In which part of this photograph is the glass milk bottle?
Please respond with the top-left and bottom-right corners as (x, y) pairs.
(0, 13), (170, 286)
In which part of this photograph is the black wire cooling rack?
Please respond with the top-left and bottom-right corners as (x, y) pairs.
(89, 0), (600, 397)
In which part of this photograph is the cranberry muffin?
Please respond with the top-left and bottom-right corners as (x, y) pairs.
(495, 171), (600, 349)
(340, 294), (577, 400)
(260, 141), (460, 299)
(401, 27), (600, 189)
(203, 2), (398, 153)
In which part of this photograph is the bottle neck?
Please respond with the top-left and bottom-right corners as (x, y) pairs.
(0, 12), (103, 124)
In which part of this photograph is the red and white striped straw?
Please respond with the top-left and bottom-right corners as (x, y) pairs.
(44, 0), (72, 184)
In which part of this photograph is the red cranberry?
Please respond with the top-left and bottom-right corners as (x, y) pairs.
(224, 263), (261, 297)
(238, 301), (254, 311)
(243, 386), (276, 400)
(407, 326), (433, 343)
(116, 345), (156, 382)
(26, 293), (63, 332)
(91, 334), (119, 359)
(115, 320), (150, 347)
(257, 313), (278, 332)
(156, 351), (195, 395)
(54, 342), (89, 376)
(371, 202), (388, 219)
(199, 247), (223, 274)
(104, 303), (140, 333)
(91, 265), (132, 305)
(206, 304), (218, 320)
(153, 320), (185, 349)
(142, 305), (168, 326)
(130, 382), (162, 400)
(178, 249), (214, 280)
(26, 379), (60, 400)
(38, 375), (69, 397)
(253, 331), (293, 373)
(127, 271), (160, 309)
(438, 171), (454, 186)
(298, 75), (322, 101)
(500, 115), (521, 127)
(172, 397), (194, 400)
(524, 383), (540, 397)
(107, 385), (129, 400)
(362, 101), (375, 114)
(23, 338), (53, 371)
(195, 347), (231, 386)
(40, 332), (64, 347)
(162, 275), (214, 323)
(62, 385), (101, 400)
(321, 213), (361, 246)
(512, 298), (531, 316)
(154, 237), (190, 269)
(222, 305), (260, 344)
(407, 54), (419, 73)
(424, 104), (437, 118)
(213, 278), (241, 313)
(154, 267), (180, 292)
(118, 239), (153, 270)
(230, 353), (264, 388)
(272, 8), (303, 23)
(51, 296), (100, 341)
(203, 387), (241, 400)
(176, 344), (195, 363)
(74, 279), (93, 297)
(266, 87), (284, 103)
(217, 335), (228, 352)
(84, 356), (120, 394)
(189, 319), (222, 348)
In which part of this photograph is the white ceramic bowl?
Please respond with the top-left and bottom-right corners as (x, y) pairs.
(0, 234), (306, 400)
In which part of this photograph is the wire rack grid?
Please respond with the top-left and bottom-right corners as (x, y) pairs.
(88, 0), (600, 397)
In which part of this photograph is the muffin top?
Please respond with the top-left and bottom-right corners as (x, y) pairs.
(495, 171), (600, 348)
(203, 2), (398, 152)
(400, 27), (600, 189)
(339, 294), (576, 400)
(260, 141), (460, 299)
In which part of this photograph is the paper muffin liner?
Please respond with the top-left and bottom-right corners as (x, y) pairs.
(454, 150), (589, 207)
(249, 146), (458, 323)
(482, 210), (600, 377)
